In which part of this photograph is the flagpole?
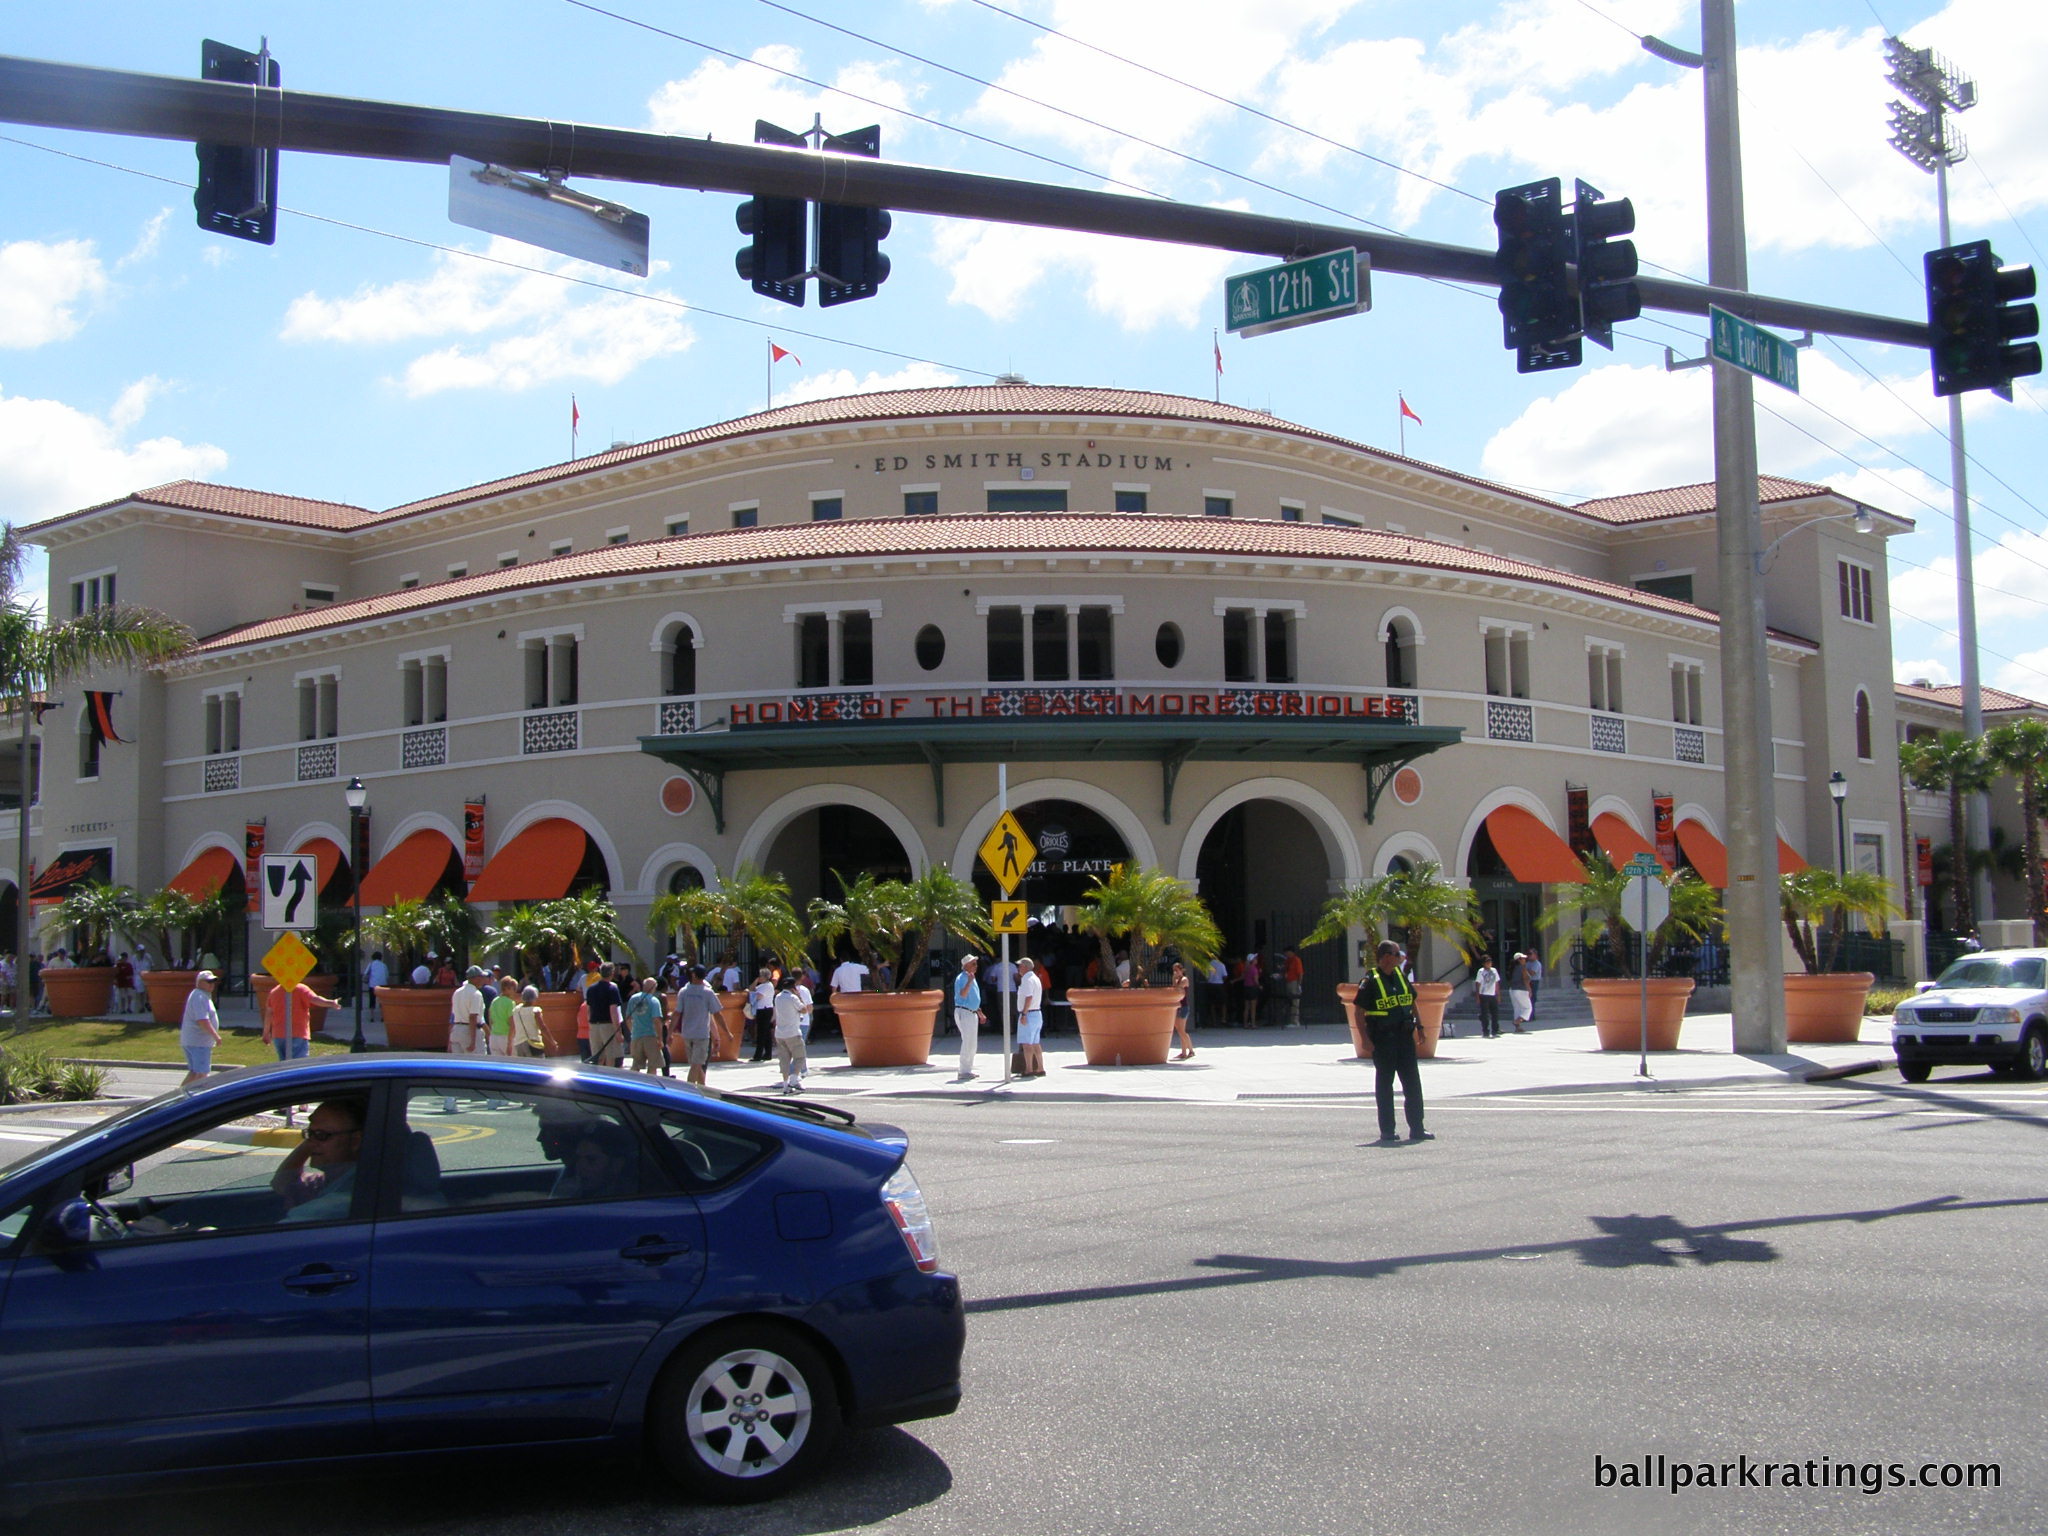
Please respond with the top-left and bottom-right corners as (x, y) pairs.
(766, 340), (772, 411)
(1213, 329), (1221, 404)
(1398, 391), (1405, 458)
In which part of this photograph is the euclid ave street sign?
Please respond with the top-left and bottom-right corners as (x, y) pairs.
(1709, 304), (1801, 394)
(1225, 250), (1372, 338)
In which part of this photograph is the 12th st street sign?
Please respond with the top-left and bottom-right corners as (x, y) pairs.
(1709, 304), (1800, 394)
(1225, 250), (1372, 338)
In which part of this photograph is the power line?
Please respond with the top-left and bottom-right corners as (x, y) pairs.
(0, 132), (1003, 383)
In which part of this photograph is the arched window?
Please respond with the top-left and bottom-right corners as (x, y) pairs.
(1854, 689), (1872, 761)
(665, 622), (698, 696)
(1383, 614), (1417, 689)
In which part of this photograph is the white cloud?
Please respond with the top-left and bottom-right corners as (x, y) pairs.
(0, 386), (226, 526)
(1887, 524), (2048, 634)
(0, 239), (108, 349)
(644, 44), (918, 143)
(772, 362), (959, 408)
(117, 210), (170, 271)
(935, 216), (1240, 330)
(108, 377), (165, 434)
(1896, 656), (1956, 687)
(283, 240), (695, 396)
(1993, 648), (2048, 699)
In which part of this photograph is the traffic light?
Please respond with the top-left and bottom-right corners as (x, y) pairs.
(1494, 178), (1579, 374)
(735, 120), (808, 306)
(1570, 179), (1639, 350)
(1925, 240), (2041, 398)
(816, 125), (891, 308)
(194, 38), (280, 245)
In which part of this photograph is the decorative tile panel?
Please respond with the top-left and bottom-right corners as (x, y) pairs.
(203, 755), (240, 793)
(522, 709), (579, 754)
(401, 727), (446, 769)
(297, 741), (338, 781)
(1486, 700), (1534, 742)
(1590, 715), (1627, 755)
(1674, 726), (1705, 765)
(657, 699), (698, 735)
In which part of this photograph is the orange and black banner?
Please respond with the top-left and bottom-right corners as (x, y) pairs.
(1565, 786), (1592, 857)
(244, 822), (266, 914)
(463, 800), (486, 881)
(1917, 837), (1934, 888)
(85, 691), (128, 747)
(1652, 795), (1677, 867)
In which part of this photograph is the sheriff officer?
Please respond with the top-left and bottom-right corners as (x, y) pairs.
(1360, 939), (1432, 1144)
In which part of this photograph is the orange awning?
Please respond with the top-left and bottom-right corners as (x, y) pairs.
(1591, 812), (1669, 872)
(357, 829), (461, 908)
(465, 818), (590, 904)
(1483, 805), (1589, 886)
(166, 846), (240, 899)
(1777, 837), (1808, 874)
(293, 836), (346, 893)
(1675, 821), (1804, 886)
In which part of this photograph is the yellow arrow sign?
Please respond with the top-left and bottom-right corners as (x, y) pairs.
(990, 900), (1027, 935)
(977, 810), (1037, 897)
(261, 931), (318, 991)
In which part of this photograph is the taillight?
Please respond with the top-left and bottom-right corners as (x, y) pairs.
(881, 1164), (939, 1274)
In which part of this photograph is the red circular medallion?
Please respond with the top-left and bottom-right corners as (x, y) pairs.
(1391, 767), (1423, 806)
(660, 776), (696, 816)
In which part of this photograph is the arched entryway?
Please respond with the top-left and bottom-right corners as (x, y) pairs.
(1466, 819), (1539, 969)
(966, 798), (1132, 909)
(762, 804), (917, 914)
(1191, 798), (1339, 1020)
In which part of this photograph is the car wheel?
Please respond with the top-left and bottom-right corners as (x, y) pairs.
(2020, 1028), (2048, 1082)
(1898, 1061), (1933, 1083)
(650, 1325), (841, 1502)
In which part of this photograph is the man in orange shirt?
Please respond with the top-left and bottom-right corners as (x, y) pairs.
(1282, 947), (1306, 1027)
(264, 978), (341, 1063)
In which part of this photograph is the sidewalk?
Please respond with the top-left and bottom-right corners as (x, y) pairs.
(83, 1010), (1897, 1108)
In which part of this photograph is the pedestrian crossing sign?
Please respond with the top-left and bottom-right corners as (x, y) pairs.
(990, 900), (1027, 935)
(977, 811), (1036, 896)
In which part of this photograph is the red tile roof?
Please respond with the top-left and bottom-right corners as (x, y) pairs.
(188, 511), (1787, 655)
(68, 479), (374, 531)
(1573, 476), (1834, 524)
(1895, 681), (2044, 713)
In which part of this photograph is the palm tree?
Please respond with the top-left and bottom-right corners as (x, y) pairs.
(711, 866), (808, 977)
(0, 576), (192, 972)
(812, 868), (992, 992)
(1377, 861), (1482, 974)
(1302, 874), (1399, 951)
(1073, 865), (1222, 986)
(1986, 718), (2048, 944)
(480, 903), (565, 986)
(1900, 731), (1993, 935)
(546, 890), (638, 976)
(39, 879), (141, 962)
(807, 870), (908, 981)
(1539, 854), (1721, 977)
(1781, 868), (1898, 974)
(648, 883), (724, 966)
(893, 866), (991, 993)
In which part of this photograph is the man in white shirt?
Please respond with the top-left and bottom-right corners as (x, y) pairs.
(450, 968), (486, 1054)
(411, 952), (436, 987)
(1472, 954), (1502, 1038)
(179, 971), (222, 1088)
(1015, 956), (1046, 1078)
(719, 960), (743, 994)
(829, 956), (869, 997)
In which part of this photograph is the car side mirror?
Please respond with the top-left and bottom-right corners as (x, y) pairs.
(44, 1198), (95, 1248)
(1915, 981), (1936, 993)
(98, 1164), (134, 1197)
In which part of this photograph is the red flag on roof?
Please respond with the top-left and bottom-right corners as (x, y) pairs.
(771, 342), (800, 365)
(1399, 394), (1422, 425)
(571, 396), (580, 432)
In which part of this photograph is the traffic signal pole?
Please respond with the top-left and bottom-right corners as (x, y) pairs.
(1701, 0), (1785, 1055)
(0, 53), (1933, 349)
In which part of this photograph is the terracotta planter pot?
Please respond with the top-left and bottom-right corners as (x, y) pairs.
(1784, 972), (1874, 1044)
(1583, 977), (1695, 1051)
(1413, 982), (1452, 1060)
(1336, 982), (1371, 1058)
(43, 967), (114, 1019)
(835, 990), (942, 1067)
(253, 974), (339, 1034)
(714, 993), (749, 1063)
(536, 991), (583, 1056)
(1067, 986), (1178, 1066)
(143, 970), (201, 1025)
(377, 986), (457, 1050)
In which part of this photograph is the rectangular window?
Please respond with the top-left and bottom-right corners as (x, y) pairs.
(447, 563), (468, 580)
(1636, 573), (1694, 604)
(525, 636), (579, 709)
(811, 497), (843, 522)
(1222, 609), (1255, 683)
(1114, 489), (1148, 514)
(987, 607), (1025, 683)
(840, 611), (874, 687)
(606, 526), (631, 546)
(205, 693), (242, 755)
(498, 553), (519, 569)
(550, 539), (573, 557)
(665, 515), (690, 538)
(69, 570), (117, 616)
(1670, 661), (1704, 725)
(1263, 609), (1295, 684)
(797, 613), (830, 689)
(1076, 607), (1114, 681)
(1838, 559), (1874, 623)
(1483, 627), (1529, 699)
(402, 662), (424, 728)
(1204, 495), (1234, 518)
(1031, 607), (1070, 682)
(1279, 502), (1304, 522)
(733, 506), (758, 530)
(903, 491), (938, 516)
(1588, 645), (1624, 713)
(297, 675), (339, 741)
(986, 488), (1069, 513)
(399, 573), (420, 590)
(402, 657), (448, 727)
(303, 584), (338, 606)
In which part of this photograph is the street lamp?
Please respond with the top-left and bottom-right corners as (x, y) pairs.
(1828, 770), (1849, 875)
(344, 775), (369, 1053)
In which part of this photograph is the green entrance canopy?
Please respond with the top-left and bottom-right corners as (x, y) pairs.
(640, 716), (1461, 833)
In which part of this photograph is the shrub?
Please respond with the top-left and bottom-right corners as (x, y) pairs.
(1865, 984), (1915, 1017)
(53, 1061), (110, 1101)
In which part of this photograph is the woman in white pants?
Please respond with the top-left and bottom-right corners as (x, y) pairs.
(951, 955), (985, 1081)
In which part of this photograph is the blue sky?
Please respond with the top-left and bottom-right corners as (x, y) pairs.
(2, 0), (2044, 693)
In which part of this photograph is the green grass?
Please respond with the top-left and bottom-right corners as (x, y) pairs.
(0, 1016), (350, 1066)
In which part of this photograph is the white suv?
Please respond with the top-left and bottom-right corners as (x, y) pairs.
(1891, 949), (2048, 1083)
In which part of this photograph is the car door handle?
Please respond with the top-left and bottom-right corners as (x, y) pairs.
(619, 1235), (693, 1265)
(281, 1263), (361, 1294)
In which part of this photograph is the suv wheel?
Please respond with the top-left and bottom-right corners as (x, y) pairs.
(2019, 1027), (2048, 1082)
(1899, 1060), (1933, 1083)
(650, 1324), (841, 1502)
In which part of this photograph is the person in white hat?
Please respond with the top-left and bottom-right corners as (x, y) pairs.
(180, 971), (221, 1088)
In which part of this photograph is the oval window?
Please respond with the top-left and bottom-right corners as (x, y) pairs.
(915, 624), (946, 671)
(1155, 622), (1184, 668)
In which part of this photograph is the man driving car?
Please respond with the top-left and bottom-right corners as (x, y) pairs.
(269, 1098), (368, 1222)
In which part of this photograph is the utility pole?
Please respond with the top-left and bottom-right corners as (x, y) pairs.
(1701, 0), (1786, 1053)
(1886, 39), (1992, 928)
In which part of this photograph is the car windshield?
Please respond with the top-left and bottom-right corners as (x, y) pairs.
(1934, 956), (2046, 990)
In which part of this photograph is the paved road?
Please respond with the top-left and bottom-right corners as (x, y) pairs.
(10, 1072), (2045, 1535)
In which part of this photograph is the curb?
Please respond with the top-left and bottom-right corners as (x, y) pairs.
(1801, 1056), (1893, 1082)
(0, 1097), (131, 1116)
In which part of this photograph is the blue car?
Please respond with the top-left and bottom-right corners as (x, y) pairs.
(0, 1056), (963, 1509)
